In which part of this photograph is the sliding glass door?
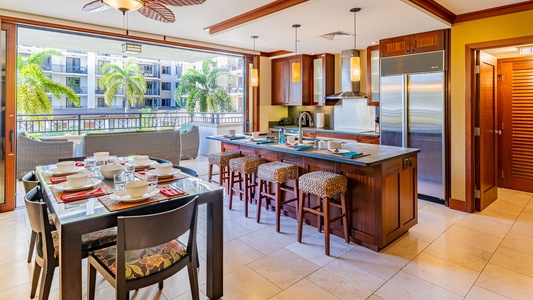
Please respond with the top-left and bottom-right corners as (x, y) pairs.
(0, 21), (17, 212)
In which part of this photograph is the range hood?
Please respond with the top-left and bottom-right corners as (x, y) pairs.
(325, 49), (367, 100)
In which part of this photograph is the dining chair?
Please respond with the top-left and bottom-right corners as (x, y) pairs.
(25, 186), (118, 300)
(57, 156), (86, 162)
(87, 196), (200, 300)
(174, 165), (198, 177)
(149, 157), (171, 164)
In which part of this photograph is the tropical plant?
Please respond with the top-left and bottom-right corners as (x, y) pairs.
(174, 60), (233, 113)
(99, 57), (147, 112)
(17, 49), (80, 114)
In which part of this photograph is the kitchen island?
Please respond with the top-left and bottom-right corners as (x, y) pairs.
(207, 136), (420, 251)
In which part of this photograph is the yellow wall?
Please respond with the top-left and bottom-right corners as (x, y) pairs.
(450, 10), (533, 201)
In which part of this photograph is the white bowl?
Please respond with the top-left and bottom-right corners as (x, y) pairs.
(155, 163), (173, 175)
(94, 152), (109, 161)
(99, 164), (123, 179)
(66, 173), (89, 188)
(125, 181), (149, 198)
(56, 161), (75, 172)
(133, 155), (149, 166)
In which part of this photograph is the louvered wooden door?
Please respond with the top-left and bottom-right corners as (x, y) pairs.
(500, 59), (533, 192)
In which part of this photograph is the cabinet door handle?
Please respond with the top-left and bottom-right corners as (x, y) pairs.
(9, 130), (14, 153)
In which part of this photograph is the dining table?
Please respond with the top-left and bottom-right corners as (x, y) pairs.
(36, 163), (224, 300)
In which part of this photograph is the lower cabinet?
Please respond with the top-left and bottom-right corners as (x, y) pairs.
(304, 131), (380, 144)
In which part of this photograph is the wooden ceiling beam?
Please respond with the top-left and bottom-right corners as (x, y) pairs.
(406, 0), (455, 24)
(454, 1), (533, 23)
(204, 0), (309, 35)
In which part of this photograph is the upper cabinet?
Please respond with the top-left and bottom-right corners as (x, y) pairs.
(271, 55), (313, 106)
(312, 54), (335, 106)
(380, 30), (445, 58)
(366, 45), (379, 106)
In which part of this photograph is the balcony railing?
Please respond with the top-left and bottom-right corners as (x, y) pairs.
(17, 112), (243, 135)
(42, 64), (88, 74)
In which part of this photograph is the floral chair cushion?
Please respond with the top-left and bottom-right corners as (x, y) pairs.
(91, 239), (187, 280)
(37, 227), (118, 259)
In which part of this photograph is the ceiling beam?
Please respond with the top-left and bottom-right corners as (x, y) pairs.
(454, 1), (533, 23)
(204, 0), (309, 35)
(406, 0), (455, 24)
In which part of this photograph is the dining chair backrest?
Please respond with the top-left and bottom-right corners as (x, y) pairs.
(24, 186), (56, 263)
(58, 156), (86, 162)
(174, 165), (198, 177)
(149, 157), (172, 164)
(22, 171), (40, 194)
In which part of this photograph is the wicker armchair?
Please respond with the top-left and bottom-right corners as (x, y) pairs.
(180, 125), (199, 160)
(16, 135), (73, 179)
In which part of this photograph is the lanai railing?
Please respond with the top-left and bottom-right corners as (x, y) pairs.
(17, 111), (243, 135)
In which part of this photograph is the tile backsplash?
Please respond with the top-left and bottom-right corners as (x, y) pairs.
(334, 98), (376, 131)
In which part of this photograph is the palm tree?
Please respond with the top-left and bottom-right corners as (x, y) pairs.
(174, 60), (233, 113)
(99, 57), (147, 112)
(17, 49), (79, 114)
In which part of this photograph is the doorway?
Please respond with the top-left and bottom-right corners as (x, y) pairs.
(466, 36), (533, 212)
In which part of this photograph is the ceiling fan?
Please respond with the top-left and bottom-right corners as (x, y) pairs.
(82, 0), (206, 23)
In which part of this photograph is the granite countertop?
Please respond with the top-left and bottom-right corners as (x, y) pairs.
(207, 136), (418, 167)
(271, 125), (380, 138)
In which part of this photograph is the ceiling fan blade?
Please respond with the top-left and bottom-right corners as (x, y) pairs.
(155, 0), (206, 7)
(138, 3), (176, 23)
(82, 0), (111, 13)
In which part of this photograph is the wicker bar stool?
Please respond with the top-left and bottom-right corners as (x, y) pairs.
(229, 156), (266, 217)
(298, 171), (349, 255)
(208, 151), (241, 194)
(257, 162), (299, 232)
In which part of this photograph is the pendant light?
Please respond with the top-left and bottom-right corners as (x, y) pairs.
(350, 8), (361, 82)
(251, 36), (259, 87)
(292, 24), (301, 83)
(103, 0), (144, 13)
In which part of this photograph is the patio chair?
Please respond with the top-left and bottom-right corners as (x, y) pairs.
(17, 134), (73, 179)
(87, 196), (200, 300)
(180, 125), (199, 160)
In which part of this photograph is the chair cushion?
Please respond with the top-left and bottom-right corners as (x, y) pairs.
(299, 171), (347, 198)
(39, 227), (118, 259)
(208, 151), (240, 166)
(229, 156), (266, 174)
(91, 239), (187, 280)
(258, 162), (298, 183)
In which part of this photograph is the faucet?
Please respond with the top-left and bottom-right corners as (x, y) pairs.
(298, 111), (312, 145)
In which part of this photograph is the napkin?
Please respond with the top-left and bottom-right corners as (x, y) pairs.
(256, 139), (275, 144)
(229, 135), (246, 140)
(60, 188), (105, 202)
(157, 186), (187, 197)
(294, 145), (313, 151)
(342, 151), (364, 159)
(75, 161), (84, 167)
(137, 170), (147, 175)
(50, 176), (67, 184)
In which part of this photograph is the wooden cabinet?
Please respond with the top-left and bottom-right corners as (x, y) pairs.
(271, 55), (313, 106)
(309, 131), (380, 144)
(380, 30), (445, 58)
(312, 54), (335, 106)
(366, 45), (380, 106)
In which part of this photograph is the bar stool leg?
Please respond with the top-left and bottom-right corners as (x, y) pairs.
(323, 197), (331, 256)
(275, 182), (282, 232)
(318, 197), (323, 233)
(297, 189), (305, 243)
(228, 170), (235, 210)
(244, 173), (250, 218)
(341, 192), (350, 243)
(256, 179), (265, 223)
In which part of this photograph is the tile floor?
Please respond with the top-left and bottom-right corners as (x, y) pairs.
(3, 155), (533, 299)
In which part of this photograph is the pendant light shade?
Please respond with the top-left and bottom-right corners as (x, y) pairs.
(103, 0), (144, 12)
(251, 36), (259, 87)
(292, 24), (301, 83)
(350, 8), (361, 82)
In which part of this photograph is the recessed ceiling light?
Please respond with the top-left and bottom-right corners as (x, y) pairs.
(518, 46), (533, 55)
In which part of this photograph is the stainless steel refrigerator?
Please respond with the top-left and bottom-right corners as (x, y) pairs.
(380, 51), (446, 202)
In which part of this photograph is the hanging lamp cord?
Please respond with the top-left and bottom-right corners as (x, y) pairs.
(353, 10), (356, 50)
(295, 26), (298, 55)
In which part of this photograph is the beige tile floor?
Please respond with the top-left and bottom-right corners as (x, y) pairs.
(3, 156), (533, 299)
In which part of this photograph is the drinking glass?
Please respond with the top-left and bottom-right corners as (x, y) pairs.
(113, 173), (127, 191)
(85, 156), (96, 174)
(106, 155), (117, 165)
(145, 171), (158, 187)
(124, 163), (136, 182)
(95, 160), (105, 178)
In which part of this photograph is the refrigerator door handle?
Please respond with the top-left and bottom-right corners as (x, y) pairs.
(402, 75), (408, 147)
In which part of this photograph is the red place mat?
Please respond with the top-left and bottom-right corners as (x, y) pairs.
(52, 181), (114, 204)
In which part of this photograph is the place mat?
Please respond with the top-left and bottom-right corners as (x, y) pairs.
(98, 186), (188, 212)
(135, 170), (188, 183)
(43, 168), (91, 185)
(316, 149), (371, 159)
(52, 181), (114, 204)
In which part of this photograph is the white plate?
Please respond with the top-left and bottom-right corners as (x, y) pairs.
(109, 186), (160, 202)
(134, 159), (158, 169)
(157, 169), (181, 179)
(327, 149), (350, 154)
(54, 178), (102, 192)
(44, 166), (85, 176)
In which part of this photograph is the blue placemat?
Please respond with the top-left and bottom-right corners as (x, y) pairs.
(342, 151), (364, 158)
(256, 139), (275, 144)
(229, 135), (246, 140)
(294, 145), (313, 151)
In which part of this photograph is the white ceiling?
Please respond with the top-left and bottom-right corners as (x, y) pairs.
(0, 0), (529, 58)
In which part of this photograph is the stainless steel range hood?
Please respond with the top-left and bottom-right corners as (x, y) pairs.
(325, 49), (367, 100)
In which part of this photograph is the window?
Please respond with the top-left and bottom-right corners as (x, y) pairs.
(142, 64), (153, 76)
(162, 82), (171, 91)
(175, 81), (180, 89)
(161, 99), (171, 106)
(66, 57), (81, 73)
(40, 56), (52, 71)
(97, 60), (110, 75)
(97, 97), (106, 108)
(66, 77), (81, 93)
(175, 65), (183, 78)
(162, 66), (171, 74)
